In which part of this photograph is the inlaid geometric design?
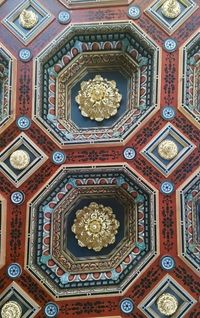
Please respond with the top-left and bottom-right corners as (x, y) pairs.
(139, 275), (197, 318)
(178, 172), (200, 272)
(27, 165), (157, 298)
(0, 282), (40, 317)
(2, 0), (54, 45)
(181, 30), (200, 125)
(0, 133), (48, 187)
(0, 46), (15, 130)
(145, 0), (198, 35)
(141, 124), (195, 176)
(59, 0), (133, 8)
(34, 22), (159, 146)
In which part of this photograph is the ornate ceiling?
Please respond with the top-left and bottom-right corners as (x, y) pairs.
(0, 0), (200, 318)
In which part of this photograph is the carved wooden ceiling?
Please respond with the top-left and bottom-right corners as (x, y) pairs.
(0, 0), (200, 318)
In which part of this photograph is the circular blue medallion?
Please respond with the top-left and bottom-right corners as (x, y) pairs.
(127, 6), (141, 19)
(19, 49), (32, 62)
(160, 181), (174, 195)
(52, 151), (66, 165)
(7, 263), (22, 278)
(163, 39), (177, 52)
(160, 256), (175, 270)
(44, 303), (59, 318)
(161, 106), (176, 120)
(10, 191), (25, 205)
(120, 298), (134, 314)
(123, 147), (136, 160)
(16, 116), (31, 130)
(58, 11), (71, 24)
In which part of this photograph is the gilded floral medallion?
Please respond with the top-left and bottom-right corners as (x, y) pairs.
(1, 301), (22, 318)
(157, 293), (178, 316)
(161, 0), (181, 19)
(75, 75), (122, 122)
(9, 149), (30, 170)
(158, 139), (178, 160)
(19, 9), (38, 29)
(72, 202), (120, 252)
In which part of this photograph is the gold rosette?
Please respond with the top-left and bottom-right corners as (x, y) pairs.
(158, 139), (178, 160)
(72, 202), (120, 252)
(161, 0), (181, 19)
(9, 149), (30, 170)
(157, 293), (178, 316)
(19, 9), (38, 29)
(75, 75), (122, 122)
(1, 301), (22, 318)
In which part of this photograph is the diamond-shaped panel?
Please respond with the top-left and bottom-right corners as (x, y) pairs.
(0, 133), (48, 187)
(0, 282), (40, 317)
(2, 0), (54, 45)
(145, 0), (198, 35)
(139, 275), (197, 318)
(141, 124), (195, 176)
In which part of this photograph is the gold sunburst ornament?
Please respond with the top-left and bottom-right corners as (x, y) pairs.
(158, 139), (178, 160)
(19, 9), (38, 29)
(161, 0), (181, 19)
(75, 75), (122, 122)
(157, 293), (178, 316)
(1, 301), (22, 318)
(9, 149), (30, 170)
(72, 202), (120, 252)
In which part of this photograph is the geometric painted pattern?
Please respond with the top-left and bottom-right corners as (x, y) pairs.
(34, 22), (159, 146)
(145, 0), (198, 35)
(0, 0), (200, 317)
(0, 133), (48, 187)
(27, 165), (157, 298)
(181, 29), (200, 126)
(141, 124), (195, 176)
(139, 274), (197, 318)
(179, 171), (200, 272)
(2, 0), (54, 45)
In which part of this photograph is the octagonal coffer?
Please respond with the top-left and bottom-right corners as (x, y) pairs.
(34, 23), (159, 146)
(181, 30), (200, 126)
(0, 45), (16, 130)
(27, 165), (157, 298)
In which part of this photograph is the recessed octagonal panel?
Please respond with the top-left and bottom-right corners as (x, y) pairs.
(34, 23), (159, 146)
(178, 172), (200, 272)
(51, 185), (136, 273)
(26, 165), (157, 298)
(0, 196), (6, 269)
(0, 45), (16, 131)
(181, 29), (200, 126)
